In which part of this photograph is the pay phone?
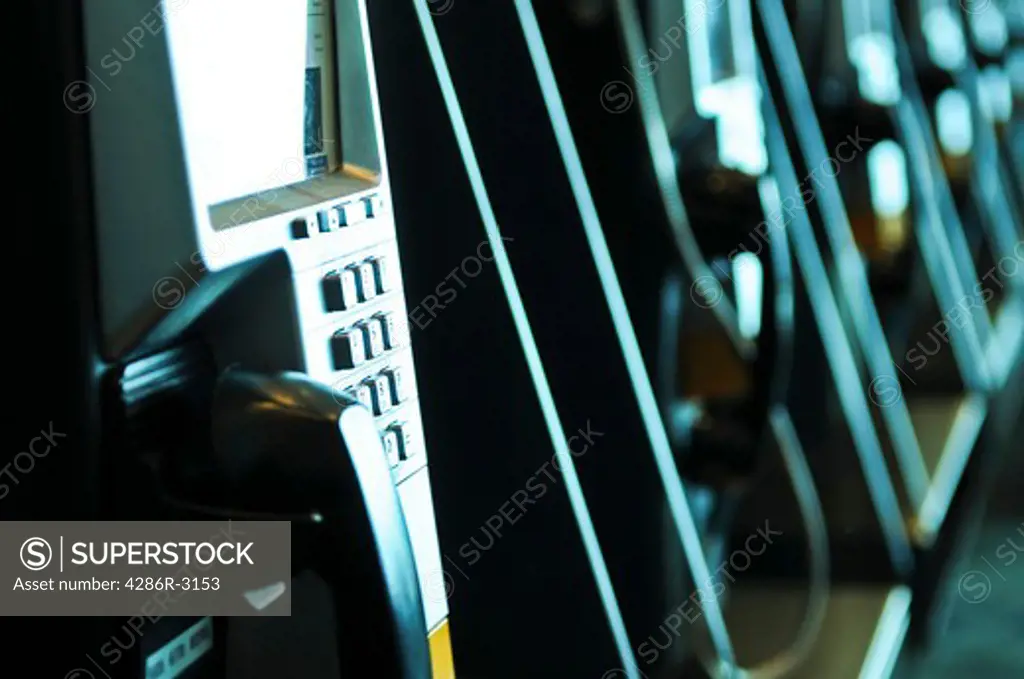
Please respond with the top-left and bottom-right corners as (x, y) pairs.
(36, 0), (450, 676)
(23, 0), (1024, 677)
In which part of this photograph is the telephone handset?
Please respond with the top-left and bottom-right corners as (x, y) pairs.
(546, 0), (796, 486)
(157, 369), (431, 679)
(644, 0), (796, 484)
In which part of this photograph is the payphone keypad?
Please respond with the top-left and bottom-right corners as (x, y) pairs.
(288, 189), (428, 488)
(274, 168), (443, 636)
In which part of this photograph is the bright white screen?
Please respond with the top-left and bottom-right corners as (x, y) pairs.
(165, 1), (308, 206)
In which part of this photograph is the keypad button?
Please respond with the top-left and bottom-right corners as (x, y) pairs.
(382, 367), (406, 404)
(388, 422), (414, 461)
(357, 261), (377, 302)
(337, 202), (366, 228)
(353, 384), (374, 411)
(359, 319), (385, 358)
(368, 376), (393, 415)
(330, 328), (366, 369)
(290, 215), (316, 239)
(322, 268), (360, 312)
(371, 256), (389, 294)
(363, 195), (381, 219)
(317, 208), (340, 233)
(376, 312), (398, 350)
(381, 429), (400, 467)
(341, 264), (364, 303)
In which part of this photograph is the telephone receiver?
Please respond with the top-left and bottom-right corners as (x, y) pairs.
(535, 0), (796, 486)
(160, 369), (430, 679)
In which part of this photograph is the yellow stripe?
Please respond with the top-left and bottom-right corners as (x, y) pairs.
(429, 619), (455, 679)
